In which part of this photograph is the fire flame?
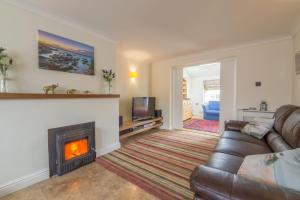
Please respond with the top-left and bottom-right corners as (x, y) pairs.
(65, 139), (88, 160)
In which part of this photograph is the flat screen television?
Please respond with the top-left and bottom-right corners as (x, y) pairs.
(132, 97), (156, 121)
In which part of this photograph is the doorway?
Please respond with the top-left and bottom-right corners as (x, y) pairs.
(171, 58), (237, 133)
(182, 63), (221, 133)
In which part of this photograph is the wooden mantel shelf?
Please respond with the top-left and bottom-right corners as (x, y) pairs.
(0, 93), (120, 99)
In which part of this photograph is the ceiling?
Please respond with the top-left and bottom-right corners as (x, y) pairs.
(184, 63), (220, 78)
(6, 0), (300, 62)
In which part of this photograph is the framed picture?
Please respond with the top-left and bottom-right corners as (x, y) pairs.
(296, 51), (300, 75)
(38, 30), (95, 75)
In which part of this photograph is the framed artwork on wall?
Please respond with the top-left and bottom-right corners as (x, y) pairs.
(38, 30), (95, 75)
(296, 51), (300, 75)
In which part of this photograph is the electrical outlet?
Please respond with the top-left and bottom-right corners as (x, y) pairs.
(255, 82), (261, 87)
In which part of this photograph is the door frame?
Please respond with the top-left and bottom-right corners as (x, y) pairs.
(170, 57), (237, 131)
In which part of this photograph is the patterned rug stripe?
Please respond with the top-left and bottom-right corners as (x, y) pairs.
(108, 152), (190, 184)
(97, 130), (219, 200)
(119, 147), (194, 172)
(147, 133), (218, 145)
(122, 146), (197, 170)
(145, 135), (217, 152)
(115, 150), (191, 178)
(125, 144), (202, 166)
(132, 142), (209, 163)
(97, 158), (185, 200)
(102, 154), (193, 199)
(171, 129), (219, 138)
(136, 139), (211, 158)
(163, 132), (219, 142)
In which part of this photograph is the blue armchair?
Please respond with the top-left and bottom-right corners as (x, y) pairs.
(202, 101), (220, 121)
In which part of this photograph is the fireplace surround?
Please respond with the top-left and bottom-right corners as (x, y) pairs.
(48, 122), (96, 177)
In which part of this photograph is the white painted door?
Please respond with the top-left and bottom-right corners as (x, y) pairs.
(171, 67), (183, 130)
(220, 58), (237, 131)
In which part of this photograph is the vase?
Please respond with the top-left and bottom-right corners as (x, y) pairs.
(0, 76), (8, 93)
(107, 81), (112, 94)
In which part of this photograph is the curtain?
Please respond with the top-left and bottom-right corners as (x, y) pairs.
(203, 79), (220, 90)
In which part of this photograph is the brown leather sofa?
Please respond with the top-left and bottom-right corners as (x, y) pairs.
(190, 105), (300, 200)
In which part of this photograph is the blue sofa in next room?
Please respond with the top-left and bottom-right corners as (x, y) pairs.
(202, 101), (220, 121)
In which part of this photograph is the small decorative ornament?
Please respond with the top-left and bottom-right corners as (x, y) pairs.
(0, 47), (13, 93)
(264, 153), (280, 165)
(260, 101), (268, 111)
(102, 69), (115, 94)
(66, 89), (77, 94)
(83, 90), (91, 94)
(43, 83), (59, 94)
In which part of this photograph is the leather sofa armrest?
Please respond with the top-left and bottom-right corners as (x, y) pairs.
(190, 166), (300, 200)
(225, 120), (248, 131)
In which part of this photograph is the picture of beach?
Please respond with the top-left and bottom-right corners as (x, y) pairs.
(38, 30), (95, 75)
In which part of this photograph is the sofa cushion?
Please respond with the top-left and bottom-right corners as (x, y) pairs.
(225, 120), (248, 132)
(206, 152), (244, 174)
(273, 105), (298, 135)
(222, 131), (267, 146)
(281, 109), (300, 148)
(241, 118), (275, 139)
(206, 110), (219, 115)
(215, 138), (271, 157)
(208, 101), (220, 110)
(266, 132), (292, 152)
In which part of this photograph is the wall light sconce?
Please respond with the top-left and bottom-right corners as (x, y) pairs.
(129, 71), (138, 78)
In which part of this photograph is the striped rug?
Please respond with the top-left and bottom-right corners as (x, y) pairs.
(96, 130), (219, 200)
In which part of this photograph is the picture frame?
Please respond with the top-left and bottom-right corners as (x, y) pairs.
(38, 30), (95, 75)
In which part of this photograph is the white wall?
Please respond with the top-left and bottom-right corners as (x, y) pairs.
(152, 37), (294, 129)
(293, 28), (300, 105)
(116, 49), (151, 121)
(0, 2), (116, 94)
(0, 98), (120, 197)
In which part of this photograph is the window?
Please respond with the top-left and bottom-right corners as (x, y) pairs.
(203, 79), (220, 104)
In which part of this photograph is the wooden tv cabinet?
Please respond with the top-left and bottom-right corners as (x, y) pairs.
(119, 117), (163, 139)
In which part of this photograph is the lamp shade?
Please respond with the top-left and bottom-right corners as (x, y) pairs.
(129, 71), (138, 78)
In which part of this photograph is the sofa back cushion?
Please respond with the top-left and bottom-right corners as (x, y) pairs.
(208, 101), (220, 111)
(266, 132), (292, 152)
(281, 109), (300, 148)
(273, 105), (298, 134)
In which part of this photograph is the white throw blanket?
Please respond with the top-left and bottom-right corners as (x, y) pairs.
(238, 148), (300, 192)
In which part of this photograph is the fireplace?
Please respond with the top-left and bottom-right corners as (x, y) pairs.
(48, 122), (96, 177)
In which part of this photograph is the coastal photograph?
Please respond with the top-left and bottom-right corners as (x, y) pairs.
(38, 30), (95, 75)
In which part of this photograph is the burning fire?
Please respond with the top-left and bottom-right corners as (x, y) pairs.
(65, 139), (88, 160)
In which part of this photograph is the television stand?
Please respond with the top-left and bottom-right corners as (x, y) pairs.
(119, 117), (163, 139)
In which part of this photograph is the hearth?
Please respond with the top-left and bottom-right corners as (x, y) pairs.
(48, 122), (96, 177)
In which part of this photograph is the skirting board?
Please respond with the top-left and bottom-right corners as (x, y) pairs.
(96, 142), (121, 157)
(0, 169), (49, 198)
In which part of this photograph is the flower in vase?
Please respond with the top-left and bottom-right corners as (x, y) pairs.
(102, 69), (116, 93)
(0, 48), (13, 77)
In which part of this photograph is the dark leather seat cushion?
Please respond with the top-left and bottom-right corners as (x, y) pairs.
(214, 138), (272, 157)
(206, 152), (243, 174)
(222, 131), (267, 146)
